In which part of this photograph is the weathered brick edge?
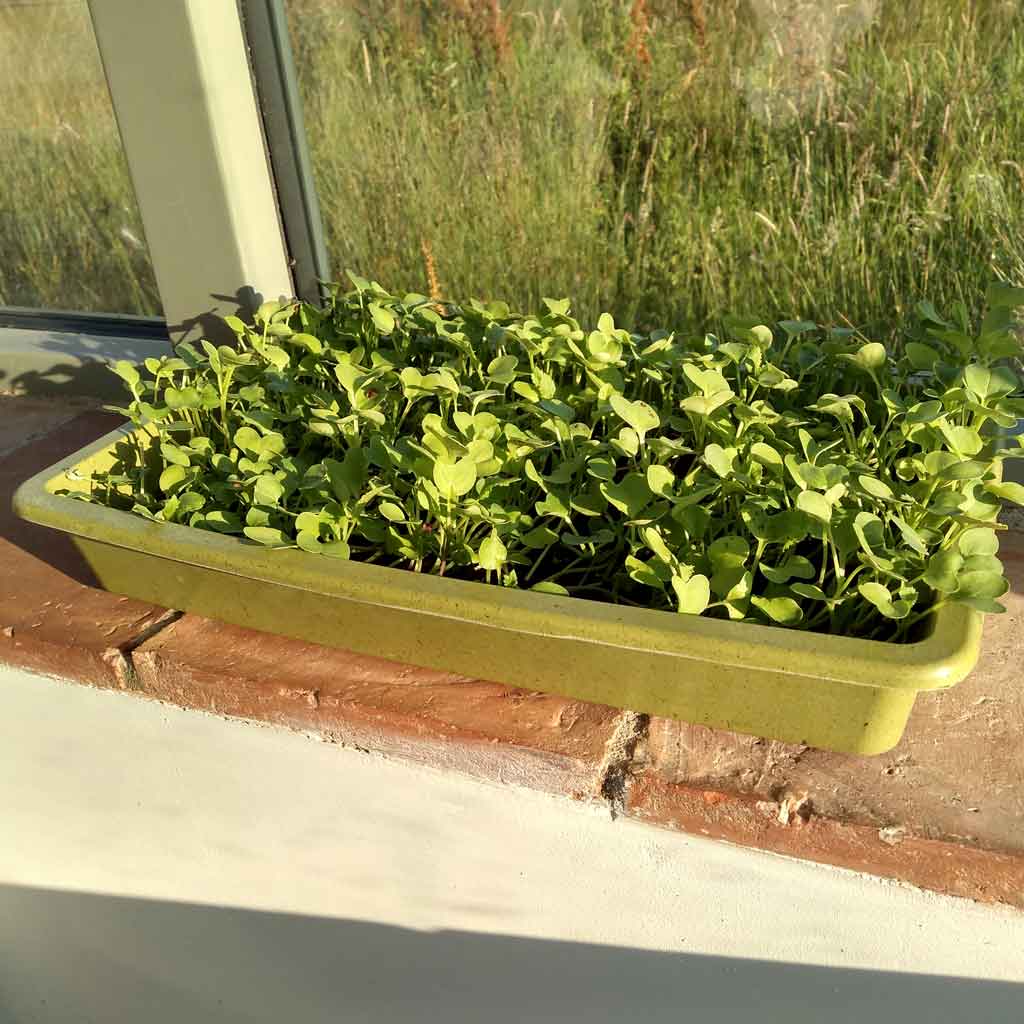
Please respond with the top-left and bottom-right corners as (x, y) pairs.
(19, 614), (1024, 910)
(624, 772), (1024, 910)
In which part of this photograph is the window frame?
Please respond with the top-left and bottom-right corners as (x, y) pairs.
(0, 0), (323, 395)
(241, 0), (331, 307)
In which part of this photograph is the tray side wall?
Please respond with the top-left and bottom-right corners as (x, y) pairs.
(76, 537), (918, 754)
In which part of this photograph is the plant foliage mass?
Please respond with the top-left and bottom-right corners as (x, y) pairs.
(86, 277), (1024, 642)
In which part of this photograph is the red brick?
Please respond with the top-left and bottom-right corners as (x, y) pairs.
(0, 410), (172, 687)
(626, 778), (1024, 909)
(132, 613), (624, 798)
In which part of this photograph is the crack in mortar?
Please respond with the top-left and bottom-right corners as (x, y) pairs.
(116, 609), (184, 689)
(598, 710), (649, 819)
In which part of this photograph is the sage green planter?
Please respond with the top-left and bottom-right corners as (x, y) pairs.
(14, 425), (984, 755)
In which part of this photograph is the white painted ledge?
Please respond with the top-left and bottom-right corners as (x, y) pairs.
(1, 666), (1022, 1022)
(0, 327), (173, 399)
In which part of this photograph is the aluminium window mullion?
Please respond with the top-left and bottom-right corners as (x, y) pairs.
(241, 0), (331, 306)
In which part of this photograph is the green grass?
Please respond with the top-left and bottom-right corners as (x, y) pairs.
(2, 0), (1022, 336)
(288, 0), (1024, 338)
(0, 0), (161, 314)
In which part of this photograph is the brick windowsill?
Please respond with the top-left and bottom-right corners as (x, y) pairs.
(3, 401), (1023, 909)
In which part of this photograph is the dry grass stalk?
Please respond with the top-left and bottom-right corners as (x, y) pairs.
(489, 0), (511, 63)
(626, 0), (652, 71)
(421, 237), (444, 312)
(688, 0), (707, 52)
(448, 0), (510, 63)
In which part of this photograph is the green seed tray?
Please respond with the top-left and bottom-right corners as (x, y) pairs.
(14, 424), (984, 754)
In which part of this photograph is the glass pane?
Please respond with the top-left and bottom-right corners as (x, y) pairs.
(286, 0), (1022, 340)
(0, 0), (162, 315)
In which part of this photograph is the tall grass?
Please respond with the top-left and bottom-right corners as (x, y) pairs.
(290, 0), (1024, 338)
(0, 0), (161, 314)
(289, 0), (626, 320)
(1, 0), (1021, 338)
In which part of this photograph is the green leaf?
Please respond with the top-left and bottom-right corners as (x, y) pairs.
(611, 427), (640, 458)
(378, 501), (406, 522)
(680, 392), (734, 417)
(587, 331), (622, 364)
(296, 529), (324, 554)
(939, 422), (983, 457)
(858, 475), (893, 500)
(433, 457), (478, 500)
(672, 573), (711, 615)
(158, 465), (187, 493)
(683, 364), (731, 398)
(587, 457), (616, 481)
(905, 342), (939, 370)
(986, 482), (1024, 506)
(539, 398), (575, 422)
(751, 595), (803, 625)
(160, 442), (191, 468)
(892, 516), (927, 556)
(531, 581), (569, 596)
(609, 394), (660, 438)
(858, 581), (911, 619)
(203, 510), (242, 533)
(542, 297), (571, 317)
(742, 506), (808, 544)
(707, 535), (749, 571)
(778, 319), (817, 336)
(646, 464), (675, 498)
(600, 473), (652, 517)
(290, 332), (323, 354)
(521, 525), (559, 548)
(295, 511), (322, 533)
(703, 444), (736, 479)
(628, 555), (668, 587)
(916, 299), (953, 327)
(513, 381), (540, 403)
(985, 281), (1024, 311)
(905, 400), (944, 425)
(320, 539), (351, 559)
(643, 527), (674, 564)
(253, 474), (285, 506)
(233, 426), (263, 456)
(957, 571), (1009, 601)
(852, 511), (884, 559)
(796, 490), (832, 523)
(243, 526), (290, 547)
(368, 302), (396, 335)
(938, 460), (988, 481)
(176, 491), (205, 515)
(959, 529), (999, 557)
(759, 557), (815, 584)
(955, 596), (1007, 614)
(478, 531), (508, 571)
(111, 360), (141, 388)
(297, 530), (350, 559)
(487, 355), (519, 384)
(963, 554), (1003, 576)
(749, 442), (782, 470)
(535, 492), (571, 521)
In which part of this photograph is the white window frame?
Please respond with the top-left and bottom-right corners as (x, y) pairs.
(0, 0), (309, 395)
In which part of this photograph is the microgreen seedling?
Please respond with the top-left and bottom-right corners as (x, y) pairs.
(85, 276), (1024, 642)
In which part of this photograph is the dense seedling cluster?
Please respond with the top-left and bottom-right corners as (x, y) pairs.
(86, 277), (1024, 641)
